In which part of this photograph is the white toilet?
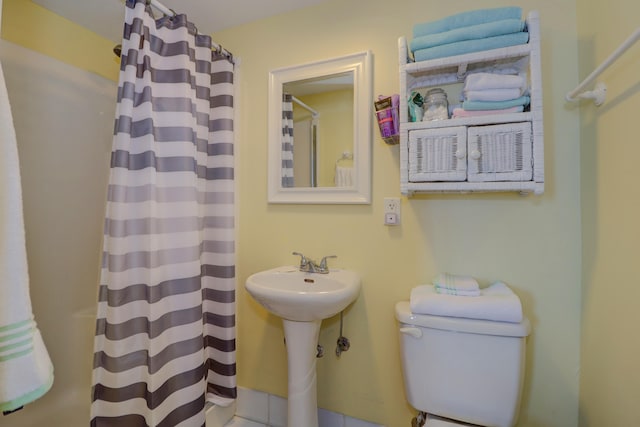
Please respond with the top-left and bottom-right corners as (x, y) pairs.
(395, 301), (531, 427)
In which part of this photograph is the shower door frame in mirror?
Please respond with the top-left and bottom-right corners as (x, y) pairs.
(268, 51), (372, 204)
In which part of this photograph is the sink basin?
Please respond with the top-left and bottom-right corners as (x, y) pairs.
(245, 266), (361, 321)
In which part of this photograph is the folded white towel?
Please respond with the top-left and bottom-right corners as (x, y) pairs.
(464, 88), (524, 102)
(463, 72), (527, 92)
(433, 273), (479, 292)
(434, 285), (480, 297)
(0, 62), (53, 413)
(410, 282), (523, 323)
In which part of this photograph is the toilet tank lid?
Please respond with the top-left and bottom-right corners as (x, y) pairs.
(395, 301), (531, 337)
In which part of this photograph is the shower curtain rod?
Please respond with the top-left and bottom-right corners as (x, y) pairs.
(565, 26), (640, 106)
(291, 96), (319, 117)
(148, 0), (233, 60)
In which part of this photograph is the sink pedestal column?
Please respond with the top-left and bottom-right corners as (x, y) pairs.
(282, 319), (321, 427)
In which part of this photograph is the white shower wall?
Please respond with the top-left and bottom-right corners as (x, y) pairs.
(0, 40), (115, 426)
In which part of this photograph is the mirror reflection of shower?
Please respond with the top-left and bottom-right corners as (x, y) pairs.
(283, 71), (354, 188)
(292, 96), (319, 187)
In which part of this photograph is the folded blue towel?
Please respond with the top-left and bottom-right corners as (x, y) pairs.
(410, 19), (525, 52)
(413, 32), (529, 62)
(413, 7), (522, 38)
(462, 95), (530, 111)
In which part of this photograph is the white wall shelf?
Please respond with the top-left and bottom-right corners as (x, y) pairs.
(398, 11), (544, 195)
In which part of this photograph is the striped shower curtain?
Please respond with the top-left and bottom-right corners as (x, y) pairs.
(91, 0), (236, 425)
(281, 93), (294, 187)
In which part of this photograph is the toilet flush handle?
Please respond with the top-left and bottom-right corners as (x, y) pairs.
(399, 327), (422, 338)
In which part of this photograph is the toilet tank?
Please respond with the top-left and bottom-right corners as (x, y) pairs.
(395, 301), (531, 427)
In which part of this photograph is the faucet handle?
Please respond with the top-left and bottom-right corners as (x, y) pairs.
(319, 255), (337, 270)
(292, 251), (309, 268)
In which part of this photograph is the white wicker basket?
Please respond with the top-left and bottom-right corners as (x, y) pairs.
(468, 122), (532, 182)
(409, 126), (467, 182)
(408, 122), (532, 183)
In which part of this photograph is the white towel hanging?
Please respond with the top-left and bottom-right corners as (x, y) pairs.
(0, 62), (54, 413)
(335, 151), (354, 187)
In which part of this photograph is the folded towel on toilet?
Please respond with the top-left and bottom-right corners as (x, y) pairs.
(433, 273), (479, 292)
(434, 287), (481, 297)
(410, 282), (523, 323)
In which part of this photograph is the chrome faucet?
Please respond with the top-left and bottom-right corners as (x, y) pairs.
(292, 252), (337, 274)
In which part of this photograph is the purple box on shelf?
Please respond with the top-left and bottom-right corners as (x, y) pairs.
(375, 95), (399, 145)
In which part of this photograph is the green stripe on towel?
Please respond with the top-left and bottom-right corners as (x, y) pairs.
(0, 337), (33, 355)
(0, 326), (34, 344)
(0, 345), (34, 362)
(0, 319), (32, 334)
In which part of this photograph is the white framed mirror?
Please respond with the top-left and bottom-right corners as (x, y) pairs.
(268, 51), (372, 204)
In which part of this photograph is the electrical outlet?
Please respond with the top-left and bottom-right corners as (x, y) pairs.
(384, 197), (400, 213)
(384, 197), (401, 225)
(385, 213), (398, 225)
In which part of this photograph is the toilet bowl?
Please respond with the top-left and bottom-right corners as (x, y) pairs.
(395, 301), (531, 427)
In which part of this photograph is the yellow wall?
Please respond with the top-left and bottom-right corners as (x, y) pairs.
(2, 0), (586, 426)
(1, 0), (119, 81)
(577, 1), (640, 426)
(216, 1), (582, 425)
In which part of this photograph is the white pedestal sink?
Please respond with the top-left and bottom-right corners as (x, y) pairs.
(245, 266), (361, 427)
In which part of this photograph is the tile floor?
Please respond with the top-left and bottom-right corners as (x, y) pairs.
(222, 387), (384, 427)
